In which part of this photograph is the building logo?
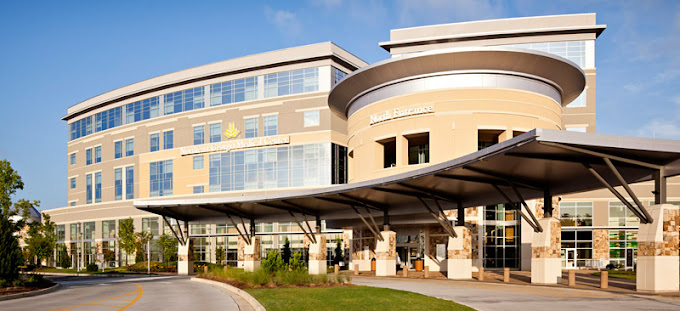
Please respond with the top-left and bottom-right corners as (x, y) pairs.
(180, 136), (290, 156)
(369, 106), (434, 125)
(223, 122), (240, 138)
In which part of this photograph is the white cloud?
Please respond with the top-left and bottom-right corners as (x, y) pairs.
(634, 120), (680, 140)
(623, 83), (643, 93)
(396, 0), (506, 26)
(310, 0), (343, 8)
(264, 6), (302, 37)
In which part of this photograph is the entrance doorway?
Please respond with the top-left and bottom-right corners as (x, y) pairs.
(563, 248), (577, 268)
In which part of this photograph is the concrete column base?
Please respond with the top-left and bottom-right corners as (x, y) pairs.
(178, 242), (194, 276)
(636, 204), (679, 293)
(375, 231), (396, 277)
(243, 236), (261, 272)
(447, 227), (472, 279)
(308, 236), (327, 275)
(531, 218), (561, 284)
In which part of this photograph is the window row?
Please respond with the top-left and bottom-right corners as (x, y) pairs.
(69, 66), (338, 141)
(76, 167), (134, 204)
(379, 132), (429, 169)
(56, 217), (161, 242)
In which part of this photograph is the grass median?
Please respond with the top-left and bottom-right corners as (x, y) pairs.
(245, 286), (474, 311)
(592, 270), (636, 280)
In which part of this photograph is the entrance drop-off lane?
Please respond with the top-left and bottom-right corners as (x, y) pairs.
(0, 276), (241, 311)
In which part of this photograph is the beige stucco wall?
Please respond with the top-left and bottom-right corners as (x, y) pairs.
(346, 88), (562, 182)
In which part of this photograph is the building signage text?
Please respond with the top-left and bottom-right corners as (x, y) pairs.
(180, 136), (290, 156)
(369, 106), (434, 125)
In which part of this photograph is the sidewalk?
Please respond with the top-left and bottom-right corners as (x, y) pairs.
(351, 275), (680, 311)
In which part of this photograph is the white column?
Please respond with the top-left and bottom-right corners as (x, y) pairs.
(243, 236), (261, 272)
(375, 231), (396, 276)
(447, 226), (472, 279)
(178, 240), (194, 276)
(636, 204), (679, 293)
(308, 235), (327, 275)
(531, 218), (561, 284)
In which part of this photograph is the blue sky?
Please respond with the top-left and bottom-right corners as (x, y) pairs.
(0, 0), (678, 211)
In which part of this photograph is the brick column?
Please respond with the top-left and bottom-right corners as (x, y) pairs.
(375, 231), (396, 276)
(241, 236), (261, 272)
(531, 218), (561, 284)
(309, 235), (327, 275)
(637, 204), (679, 293)
(447, 226), (472, 279)
(178, 239), (194, 276)
(593, 229), (610, 268)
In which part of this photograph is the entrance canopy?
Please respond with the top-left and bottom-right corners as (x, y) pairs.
(135, 129), (680, 229)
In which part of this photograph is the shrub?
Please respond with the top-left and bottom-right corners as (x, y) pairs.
(278, 269), (312, 286)
(288, 252), (306, 271)
(261, 250), (286, 275)
(58, 245), (71, 268)
(86, 263), (98, 272)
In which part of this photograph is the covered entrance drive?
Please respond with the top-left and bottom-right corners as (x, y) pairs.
(135, 129), (680, 293)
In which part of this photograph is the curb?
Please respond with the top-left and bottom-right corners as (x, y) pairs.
(34, 272), (159, 278)
(191, 277), (266, 311)
(0, 283), (61, 301)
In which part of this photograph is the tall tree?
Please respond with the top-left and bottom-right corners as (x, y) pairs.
(24, 206), (57, 266)
(0, 160), (29, 282)
(117, 218), (136, 265)
(134, 231), (153, 263)
(282, 237), (291, 264)
(333, 238), (343, 266)
(158, 234), (178, 263)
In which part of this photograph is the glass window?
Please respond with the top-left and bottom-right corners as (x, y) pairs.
(245, 118), (258, 138)
(125, 166), (134, 200)
(56, 225), (65, 241)
(150, 160), (173, 197)
(194, 125), (205, 145)
(70, 153), (76, 165)
(142, 217), (160, 236)
(193, 186), (204, 194)
(304, 110), (320, 127)
(70, 177), (76, 189)
(125, 139), (134, 156)
(70, 223), (80, 240)
(561, 229), (593, 268)
(331, 67), (347, 86)
(210, 77), (258, 106)
(163, 87), (204, 115)
(150, 133), (159, 152)
(94, 146), (101, 163)
(126, 97), (160, 124)
(559, 202), (593, 227)
(101, 220), (115, 239)
(609, 230), (638, 268)
(114, 141), (123, 158)
(114, 168), (123, 200)
(70, 201), (76, 206)
(609, 201), (640, 226)
(263, 115), (277, 136)
(69, 116), (92, 141)
(193, 155), (204, 170)
(83, 222), (95, 240)
(264, 68), (319, 98)
(86, 174), (92, 204)
(94, 106), (123, 132)
(94, 172), (101, 203)
(163, 131), (173, 150)
(210, 123), (221, 143)
(407, 134), (429, 165)
(86, 148), (92, 165)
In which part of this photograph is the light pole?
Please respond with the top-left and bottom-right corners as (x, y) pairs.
(147, 239), (151, 274)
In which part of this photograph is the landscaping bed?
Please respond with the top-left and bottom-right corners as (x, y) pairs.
(0, 274), (53, 296)
(592, 270), (637, 280)
(199, 267), (351, 289)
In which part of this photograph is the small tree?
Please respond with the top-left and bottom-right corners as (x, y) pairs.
(282, 237), (291, 264)
(333, 238), (343, 266)
(25, 208), (57, 267)
(102, 249), (115, 268)
(215, 246), (226, 265)
(117, 218), (136, 265)
(158, 234), (178, 263)
(58, 244), (71, 268)
(261, 249), (286, 274)
(134, 231), (153, 263)
(0, 160), (31, 283)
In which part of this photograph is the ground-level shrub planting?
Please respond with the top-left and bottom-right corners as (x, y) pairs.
(200, 266), (350, 289)
(124, 261), (177, 273)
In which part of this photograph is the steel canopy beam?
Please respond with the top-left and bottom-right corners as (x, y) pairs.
(162, 216), (185, 246)
(603, 158), (653, 223)
(584, 164), (651, 224)
(417, 197), (457, 238)
(338, 194), (387, 211)
(540, 142), (662, 170)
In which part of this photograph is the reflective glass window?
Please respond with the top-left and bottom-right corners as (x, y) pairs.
(150, 133), (159, 152)
(94, 146), (101, 163)
(70, 177), (76, 189)
(263, 115), (277, 136)
(86, 174), (92, 204)
(70, 153), (76, 165)
(150, 160), (173, 197)
(163, 87), (204, 115)
(86, 148), (92, 165)
(193, 155), (204, 170)
(193, 186), (204, 194)
(163, 131), (173, 150)
(125, 166), (134, 200)
(125, 139), (134, 156)
(210, 123), (221, 143)
(114, 168), (123, 200)
(193, 125), (204, 145)
(210, 77), (258, 106)
(114, 141), (123, 158)
(304, 110), (320, 127)
(264, 68), (319, 98)
(125, 97), (159, 124)
(94, 172), (101, 203)
(245, 118), (258, 138)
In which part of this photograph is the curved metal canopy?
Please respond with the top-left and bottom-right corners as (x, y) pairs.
(328, 47), (586, 117)
(135, 129), (680, 225)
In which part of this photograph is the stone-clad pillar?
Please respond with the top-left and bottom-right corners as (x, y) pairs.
(531, 218), (561, 284)
(241, 236), (261, 272)
(178, 239), (195, 276)
(375, 231), (396, 276)
(636, 204), (679, 293)
(309, 235), (327, 275)
(447, 226), (472, 279)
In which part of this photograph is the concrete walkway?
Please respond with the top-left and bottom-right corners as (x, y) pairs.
(352, 275), (680, 311)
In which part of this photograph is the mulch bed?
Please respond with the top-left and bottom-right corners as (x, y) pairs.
(0, 284), (52, 296)
(199, 275), (353, 290)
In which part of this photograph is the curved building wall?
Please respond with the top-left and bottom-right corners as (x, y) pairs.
(347, 87), (562, 182)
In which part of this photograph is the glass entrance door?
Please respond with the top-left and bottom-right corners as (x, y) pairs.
(565, 249), (577, 268)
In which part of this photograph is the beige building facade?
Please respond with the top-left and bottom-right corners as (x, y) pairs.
(46, 13), (677, 280)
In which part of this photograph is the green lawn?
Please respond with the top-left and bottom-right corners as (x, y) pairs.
(246, 286), (474, 311)
(592, 270), (636, 280)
